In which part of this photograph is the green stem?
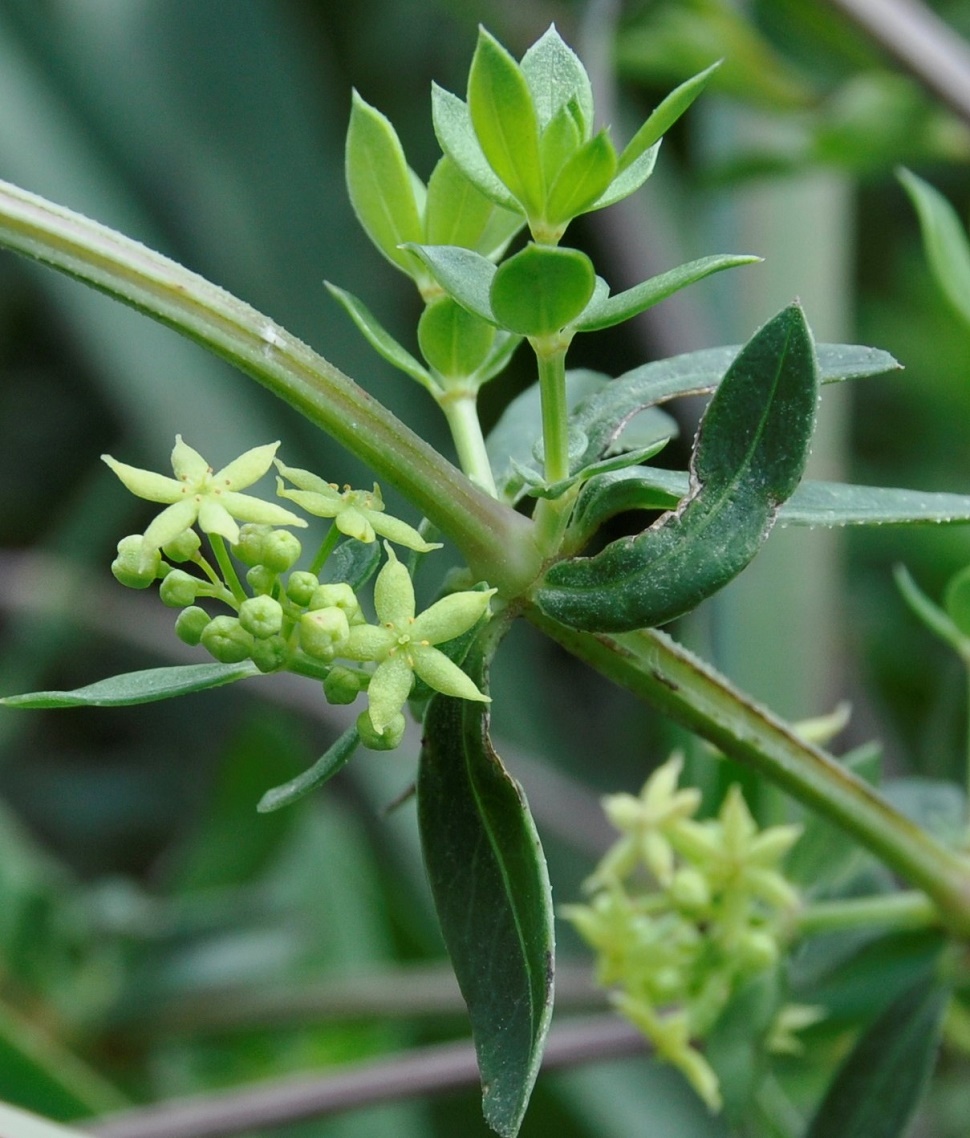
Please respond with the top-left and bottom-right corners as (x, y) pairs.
(438, 391), (497, 497)
(309, 524), (342, 576)
(0, 178), (540, 598)
(795, 891), (940, 938)
(529, 610), (970, 938)
(534, 340), (570, 485)
(208, 535), (246, 604)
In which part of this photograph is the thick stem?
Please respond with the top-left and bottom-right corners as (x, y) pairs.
(795, 891), (940, 938)
(529, 610), (970, 938)
(438, 391), (497, 497)
(0, 179), (540, 598)
(534, 341), (570, 485)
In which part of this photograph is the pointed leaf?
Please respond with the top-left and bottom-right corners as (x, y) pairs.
(805, 974), (950, 1138)
(520, 25), (594, 132)
(323, 538), (383, 590)
(345, 91), (426, 277)
(432, 84), (522, 211)
(257, 725), (360, 812)
(894, 564), (967, 655)
(538, 304), (818, 630)
(545, 131), (619, 226)
(899, 167), (970, 326)
(1, 661), (258, 709)
(591, 140), (661, 210)
(405, 244), (497, 323)
(490, 244), (595, 337)
(326, 282), (437, 390)
(418, 649), (554, 1138)
(575, 253), (760, 332)
(425, 155), (523, 258)
(468, 29), (544, 215)
(619, 61), (721, 172)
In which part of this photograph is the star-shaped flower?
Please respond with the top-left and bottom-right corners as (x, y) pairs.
(103, 437), (307, 565)
(275, 461), (440, 552)
(340, 546), (494, 734)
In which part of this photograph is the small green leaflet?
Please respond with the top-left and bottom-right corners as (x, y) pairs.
(1, 661), (258, 709)
(899, 167), (970, 327)
(418, 649), (554, 1138)
(805, 973), (950, 1138)
(257, 725), (360, 813)
(538, 304), (818, 631)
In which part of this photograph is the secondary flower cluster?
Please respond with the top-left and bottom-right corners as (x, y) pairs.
(562, 755), (805, 1111)
(103, 437), (494, 748)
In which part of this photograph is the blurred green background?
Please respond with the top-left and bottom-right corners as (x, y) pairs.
(2, 1), (970, 1135)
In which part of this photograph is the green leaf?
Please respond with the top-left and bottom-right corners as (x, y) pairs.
(895, 564), (968, 656)
(405, 244), (497, 323)
(323, 537), (382, 590)
(591, 141), (661, 210)
(490, 244), (595, 337)
(899, 167), (970, 326)
(418, 643), (554, 1138)
(257, 725), (360, 813)
(425, 155), (523, 259)
(805, 974), (950, 1138)
(431, 84), (522, 212)
(1, 661), (258, 709)
(538, 304), (818, 631)
(345, 91), (426, 278)
(545, 131), (619, 227)
(0, 1102), (93, 1138)
(945, 564), (970, 637)
(706, 970), (781, 1121)
(418, 295), (496, 379)
(520, 25), (594, 132)
(780, 482), (970, 527)
(538, 103), (583, 188)
(618, 61), (721, 172)
(468, 29), (545, 216)
(325, 282), (436, 391)
(575, 253), (760, 333)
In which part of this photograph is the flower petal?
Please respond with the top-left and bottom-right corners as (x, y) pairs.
(197, 498), (242, 543)
(373, 548), (415, 626)
(368, 653), (414, 733)
(142, 498), (200, 553)
(370, 511), (442, 552)
(216, 441), (280, 489)
(412, 588), (494, 644)
(335, 507), (377, 544)
(412, 645), (489, 702)
(171, 436), (210, 484)
(275, 460), (338, 496)
(102, 455), (184, 504)
(276, 484), (343, 520)
(219, 490), (308, 528)
(343, 624), (394, 661)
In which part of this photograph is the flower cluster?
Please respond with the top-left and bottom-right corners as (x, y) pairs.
(562, 755), (805, 1111)
(103, 438), (494, 748)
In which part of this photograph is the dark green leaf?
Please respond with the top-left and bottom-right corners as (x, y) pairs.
(468, 29), (544, 216)
(418, 645), (554, 1138)
(545, 131), (618, 226)
(432, 83), (521, 211)
(898, 167), (970, 326)
(323, 538), (382, 590)
(538, 304), (818, 630)
(781, 481), (970, 527)
(706, 970), (780, 1121)
(257, 725), (360, 813)
(405, 244), (497, 323)
(882, 777), (967, 846)
(1, 661), (257, 709)
(945, 564), (970, 637)
(0, 1101), (95, 1138)
(805, 974), (950, 1138)
(575, 254), (760, 333)
(618, 61), (721, 172)
(520, 25), (594, 133)
(325, 282), (436, 390)
(490, 244), (595, 337)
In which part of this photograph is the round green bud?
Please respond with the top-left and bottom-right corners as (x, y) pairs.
(246, 565), (277, 595)
(323, 665), (364, 705)
(111, 535), (160, 589)
(299, 607), (350, 661)
(174, 606), (211, 646)
(251, 634), (289, 674)
(162, 529), (202, 562)
(200, 615), (255, 663)
(232, 524), (272, 567)
(669, 868), (711, 913)
(309, 582), (362, 623)
(285, 570), (319, 607)
(357, 708), (406, 751)
(261, 530), (302, 573)
(159, 568), (201, 608)
(239, 595), (284, 639)
(736, 928), (780, 972)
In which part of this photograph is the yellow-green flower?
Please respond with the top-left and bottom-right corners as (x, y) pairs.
(341, 546), (494, 734)
(275, 461), (440, 552)
(103, 437), (306, 565)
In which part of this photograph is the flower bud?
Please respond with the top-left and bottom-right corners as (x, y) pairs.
(668, 868), (711, 912)
(357, 708), (406, 751)
(261, 530), (302, 573)
(300, 607), (350, 661)
(162, 529), (202, 562)
(736, 928), (779, 972)
(246, 565), (277, 595)
(309, 582), (362, 623)
(174, 606), (211, 646)
(111, 535), (160, 589)
(159, 568), (201, 608)
(285, 570), (319, 606)
(323, 665), (364, 705)
(251, 634), (289, 673)
(200, 615), (255, 663)
(232, 524), (271, 567)
(239, 595), (284, 639)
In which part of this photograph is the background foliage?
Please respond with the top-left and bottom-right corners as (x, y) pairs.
(2, 0), (970, 1135)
